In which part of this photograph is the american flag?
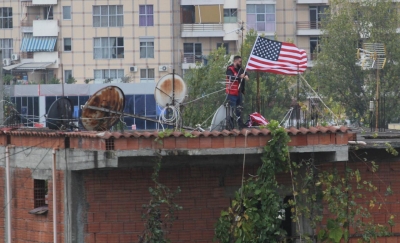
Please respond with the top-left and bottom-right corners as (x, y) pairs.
(246, 36), (308, 75)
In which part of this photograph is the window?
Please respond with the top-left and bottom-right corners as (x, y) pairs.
(0, 8), (12, 29)
(183, 43), (202, 63)
(63, 6), (71, 20)
(217, 43), (229, 54)
(247, 4), (275, 32)
(309, 6), (328, 29)
(93, 5), (123, 27)
(310, 37), (320, 60)
(64, 38), (71, 51)
(43, 6), (53, 20)
(0, 39), (13, 59)
(139, 5), (154, 26)
(93, 37), (124, 59)
(94, 69), (124, 83)
(140, 40), (154, 58)
(140, 69), (155, 83)
(64, 70), (72, 83)
(34, 179), (47, 208)
(224, 9), (237, 23)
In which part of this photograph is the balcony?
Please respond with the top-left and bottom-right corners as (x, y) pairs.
(181, 24), (225, 38)
(21, 20), (33, 33)
(32, 0), (57, 5)
(181, 0), (224, 5)
(181, 54), (203, 69)
(297, 0), (328, 3)
(296, 21), (323, 36)
(33, 20), (59, 36)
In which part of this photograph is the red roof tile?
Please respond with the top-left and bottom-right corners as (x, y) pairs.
(0, 126), (350, 138)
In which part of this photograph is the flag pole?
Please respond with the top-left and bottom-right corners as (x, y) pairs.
(297, 64), (300, 129)
(238, 35), (260, 91)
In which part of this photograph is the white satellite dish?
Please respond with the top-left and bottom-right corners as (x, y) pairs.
(154, 73), (187, 108)
(210, 105), (227, 131)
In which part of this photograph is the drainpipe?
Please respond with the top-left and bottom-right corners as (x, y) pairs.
(6, 145), (12, 243)
(52, 148), (58, 243)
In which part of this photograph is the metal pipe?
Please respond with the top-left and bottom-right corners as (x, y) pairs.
(6, 145), (11, 243)
(52, 148), (58, 243)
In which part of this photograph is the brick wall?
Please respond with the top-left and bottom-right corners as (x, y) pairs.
(82, 160), (400, 243)
(7, 168), (64, 243)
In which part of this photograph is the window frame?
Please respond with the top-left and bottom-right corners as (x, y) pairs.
(62, 6), (71, 20)
(246, 4), (276, 32)
(33, 179), (47, 208)
(183, 43), (202, 63)
(0, 38), (13, 59)
(93, 5), (124, 27)
(93, 37), (124, 59)
(64, 70), (72, 83)
(140, 68), (155, 83)
(93, 69), (124, 83)
(139, 5), (154, 27)
(63, 38), (72, 52)
(223, 9), (237, 23)
(140, 40), (154, 59)
(0, 7), (13, 29)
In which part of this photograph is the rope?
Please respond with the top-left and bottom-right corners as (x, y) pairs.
(158, 104), (181, 131)
(240, 130), (248, 199)
(279, 107), (294, 126)
(182, 88), (226, 105)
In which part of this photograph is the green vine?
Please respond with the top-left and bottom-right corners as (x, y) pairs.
(214, 120), (290, 243)
(138, 155), (182, 243)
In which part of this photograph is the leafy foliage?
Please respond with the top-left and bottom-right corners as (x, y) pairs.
(138, 156), (182, 243)
(214, 120), (290, 243)
(66, 76), (77, 84)
(311, 0), (400, 124)
(288, 159), (394, 242)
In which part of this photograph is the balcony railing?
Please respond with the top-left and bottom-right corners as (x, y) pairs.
(297, 21), (321, 30)
(21, 52), (34, 59)
(181, 23), (224, 32)
(21, 20), (34, 27)
(182, 54), (203, 64)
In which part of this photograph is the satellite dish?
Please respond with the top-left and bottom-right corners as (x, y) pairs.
(46, 97), (73, 130)
(154, 73), (187, 108)
(210, 105), (227, 131)
(81, 86), (125, 131)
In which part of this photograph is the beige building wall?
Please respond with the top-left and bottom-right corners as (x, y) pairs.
(0, 0), (329, 84)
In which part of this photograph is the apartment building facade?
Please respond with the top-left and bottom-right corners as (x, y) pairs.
(0, 0), (327, 84)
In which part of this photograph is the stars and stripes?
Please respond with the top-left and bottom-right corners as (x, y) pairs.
(246, 36), (308, 75)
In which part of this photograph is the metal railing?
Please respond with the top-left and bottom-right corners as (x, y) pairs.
(181, 23), (224, 32)
(182, 53), (203, 64)
(296, 21), (321, 29)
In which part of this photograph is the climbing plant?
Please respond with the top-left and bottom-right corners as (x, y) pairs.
(138, 155), (182, 243)
(214, 120), (290, 243)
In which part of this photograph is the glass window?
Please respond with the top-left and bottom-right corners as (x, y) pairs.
(183, 43), (202, 63)
(64, 38), (71, 51)
(246, 4), (275, 32)
(140, 41), (154, 58)
(93, 69), (124, 83)
(223, 9), (237, 23)
(64, 70), (72, 83)
(93, 37), (124, 59)
(63, 6), (71, 20)
(93, 5), (123, 27)
(0, 8), (12, 29)
(43, 6), (53, 20)
(140, 69), (155, 83)
(139, 5), (154, 26)
(0, 39), (13, 59)
(217, 43), (229, 54)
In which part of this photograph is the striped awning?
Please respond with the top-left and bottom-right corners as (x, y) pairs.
(20, 36), (57, 52)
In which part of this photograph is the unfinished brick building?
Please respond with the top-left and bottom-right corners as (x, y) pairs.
(0, 126), (398, 243)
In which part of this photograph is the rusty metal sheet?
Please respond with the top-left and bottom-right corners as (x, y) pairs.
(81, 86), (125, 131)
(154, 74), (187, 107)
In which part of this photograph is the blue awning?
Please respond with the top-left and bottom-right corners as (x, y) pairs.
(20, 36), (57, 52)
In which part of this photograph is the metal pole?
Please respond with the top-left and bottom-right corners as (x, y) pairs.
(172, 69), (175, 106)
(6, 145), (11, 243)
(52, 148), (58, 243)
(256, 71), (260, 113)
(0, 50), (4, 124)
(375, 68), (379, 132)
(297, 65), (300, 129)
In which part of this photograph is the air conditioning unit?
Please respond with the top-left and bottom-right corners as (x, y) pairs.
(129, 66), (137, 72)
(11, 53), (19, 61)
(159, 65), (168, 72)
(2, 58), (11, 66)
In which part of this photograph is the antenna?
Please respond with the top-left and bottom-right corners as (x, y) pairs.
(81, 86), (125, 131)
(46, 97), (73, 130)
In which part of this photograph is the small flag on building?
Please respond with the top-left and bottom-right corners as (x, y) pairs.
(246, 36), (308, 75)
